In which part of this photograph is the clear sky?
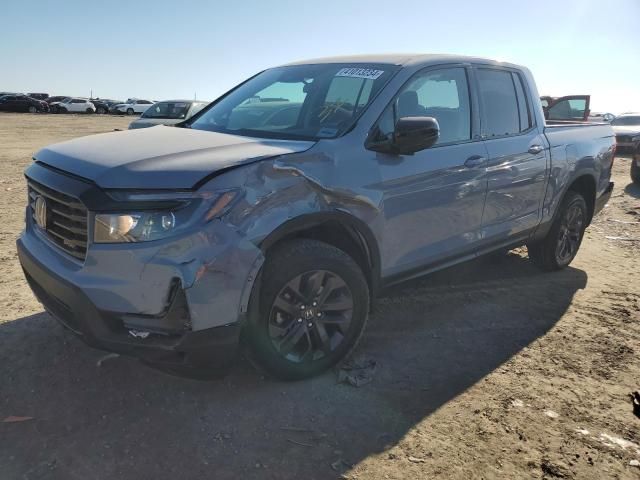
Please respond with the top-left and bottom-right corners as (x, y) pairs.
(2, 0), (639, 114)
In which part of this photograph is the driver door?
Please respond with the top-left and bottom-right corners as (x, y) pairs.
(366, 66), (489, 277)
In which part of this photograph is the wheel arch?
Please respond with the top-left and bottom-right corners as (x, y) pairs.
(259, 211), (381, 298)
(567, 173), (596, 225)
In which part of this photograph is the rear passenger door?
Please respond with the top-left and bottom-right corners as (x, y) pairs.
(474, 67), (548, 247)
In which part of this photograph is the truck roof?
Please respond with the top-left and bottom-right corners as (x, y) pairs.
(281, 53), (523, 70)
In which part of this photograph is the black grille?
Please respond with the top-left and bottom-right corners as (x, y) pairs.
(616, 135), (631, 143)
(28, 179), (88, 260)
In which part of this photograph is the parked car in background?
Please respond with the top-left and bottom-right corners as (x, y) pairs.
(17, 54), (615, 380)
(128, 100), (208, 129)
(610, 113), (640, 184)
(110, 99), (154, 115)
(92, 99), (123, 115)
(0, 91), (22, 96)
(541, 95), (590, 122)
(46, 96), (70, 104)
(589, 112), (615, 123)
(28, 93), (49, 101)
(0, 94), (49, 113)
(611, 113), (640, 153)
(50, 97), (96, 114)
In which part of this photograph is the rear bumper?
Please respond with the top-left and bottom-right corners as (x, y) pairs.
(18, 237), (241, 378)
(594, 181), (614, 216)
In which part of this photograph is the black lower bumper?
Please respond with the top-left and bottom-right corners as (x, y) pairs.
(17, 238), (240, 379)
(594, 181), (614, 216)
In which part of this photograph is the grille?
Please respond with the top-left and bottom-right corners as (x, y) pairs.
(616, 135), (631, 143)
(28, 179), (88, 260)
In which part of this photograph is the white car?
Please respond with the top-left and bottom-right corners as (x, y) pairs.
(111, 99), (155, 115)
(51, 97), (96, 114)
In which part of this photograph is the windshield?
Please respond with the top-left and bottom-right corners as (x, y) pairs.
(189, 63), (397, 140)
(611, 116), (640, 126)
(142, 101), (191, 119)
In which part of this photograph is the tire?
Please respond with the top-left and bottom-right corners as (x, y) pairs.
(126, 108), (134, 115)
(28, 106), (37, 113)
(527, 191), (588, 271)
(85, 108), (93, 114)
(631, 157), (640, 185)
(245, 239), (369, 380)
(96, 107), (106, 114)
(58, 107), (67, 114)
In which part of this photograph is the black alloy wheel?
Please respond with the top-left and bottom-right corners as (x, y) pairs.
(268, 269), (354, 364)
(528, 191), (587, 270)
(554, 201), (585, 265)
(245, 239), (369, 380)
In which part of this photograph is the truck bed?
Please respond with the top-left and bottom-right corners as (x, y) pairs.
(543, 122), (615, 199)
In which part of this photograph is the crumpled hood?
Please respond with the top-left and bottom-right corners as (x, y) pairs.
(34, 126), (315, 189)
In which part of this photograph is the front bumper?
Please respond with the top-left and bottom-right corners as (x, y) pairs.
(17, 163), (264, 377)
(18, 237), (242, 377)
(615, 138), (640, 153)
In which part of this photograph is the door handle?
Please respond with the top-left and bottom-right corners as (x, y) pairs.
(528, 144), (544, 154)
(464, 155), (486, 168)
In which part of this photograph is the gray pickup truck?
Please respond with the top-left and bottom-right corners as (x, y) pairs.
(18, 54), (615, 379)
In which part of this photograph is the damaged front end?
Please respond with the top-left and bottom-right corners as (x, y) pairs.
(18, 161), (265, 378)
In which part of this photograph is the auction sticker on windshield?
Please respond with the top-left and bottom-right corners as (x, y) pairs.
(335, 68), (385, 80)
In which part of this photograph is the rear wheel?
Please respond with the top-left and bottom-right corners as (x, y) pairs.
(527, 191), (587, 271)
(96, 106), (106, 114)
(245, 239), (369, 380)
(126, 108), (134, 115)
(58, 107), (67, 114)
(85, 108), (93, 114)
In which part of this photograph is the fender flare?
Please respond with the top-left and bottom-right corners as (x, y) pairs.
(239, 211), (382, 316)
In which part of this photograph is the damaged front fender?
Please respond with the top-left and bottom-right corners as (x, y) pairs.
(140, 219), (265, 331)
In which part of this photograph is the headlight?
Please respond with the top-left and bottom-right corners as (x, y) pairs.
(93, 190), (239, 243)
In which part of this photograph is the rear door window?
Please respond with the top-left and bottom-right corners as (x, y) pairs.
(476, 68), (520, 137)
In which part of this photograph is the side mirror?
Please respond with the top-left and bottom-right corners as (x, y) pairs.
(393, 116), (440, 155)
(366, 116), (440, 155)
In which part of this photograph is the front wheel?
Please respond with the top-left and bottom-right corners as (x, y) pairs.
(96, 106), (106, 114)
(245, 239), (369, 380)
(126, 108), (134, 115)
(28, 106), (37, 113)
(58, 107), (67, 114)
(527, 191), (587, 271)
(85, 108), (93, 114)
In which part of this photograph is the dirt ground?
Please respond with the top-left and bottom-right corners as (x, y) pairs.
(0, 112), (639, 480)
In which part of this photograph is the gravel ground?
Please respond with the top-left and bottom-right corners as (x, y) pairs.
(0, 113), (639, 479)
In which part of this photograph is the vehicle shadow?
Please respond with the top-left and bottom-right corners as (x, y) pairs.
(0, 252), (587, 480)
